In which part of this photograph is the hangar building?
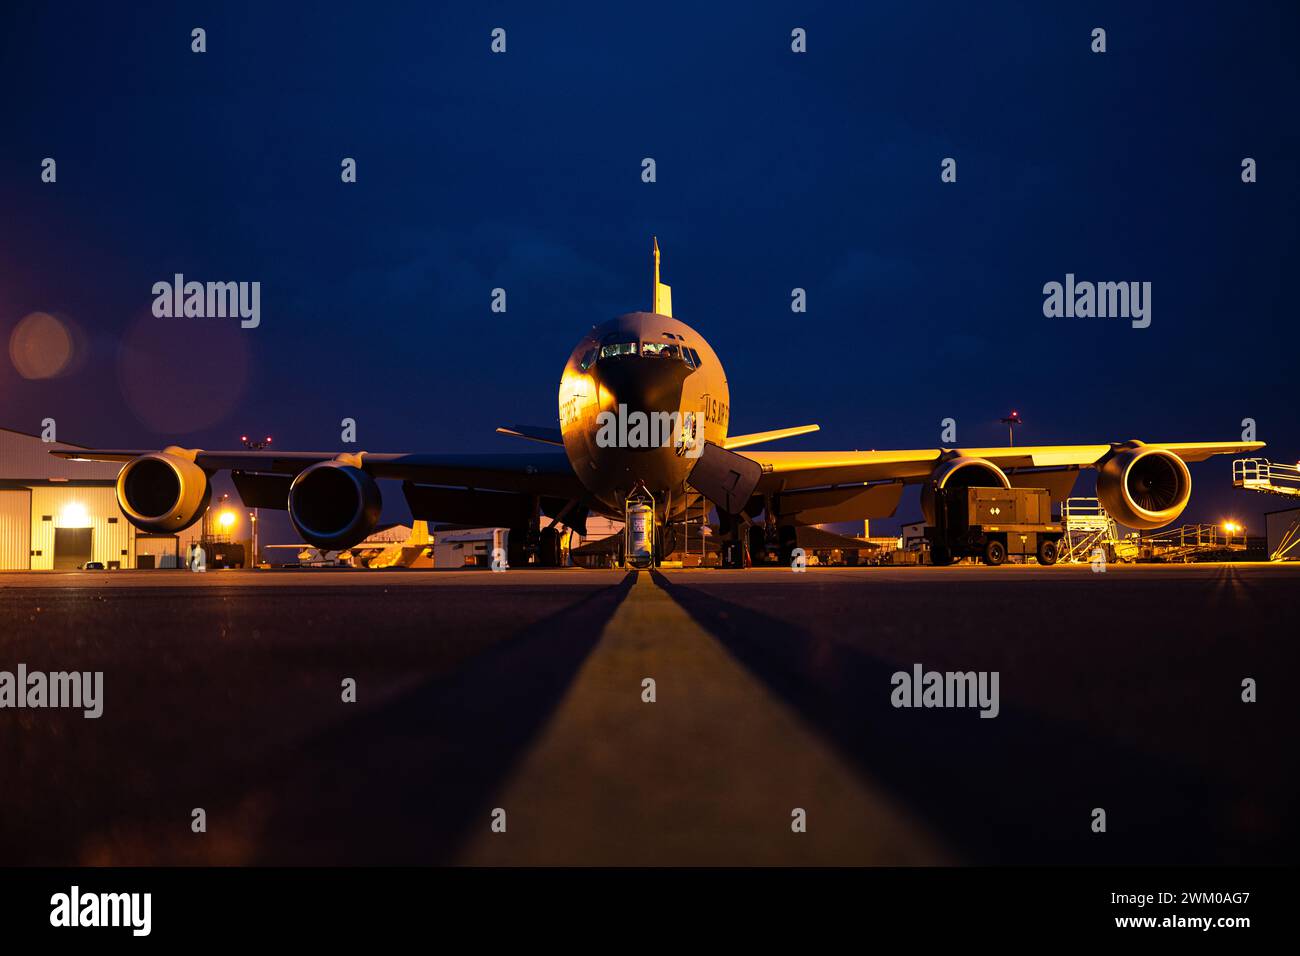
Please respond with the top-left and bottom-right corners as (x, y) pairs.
(0, 427), (137, 570)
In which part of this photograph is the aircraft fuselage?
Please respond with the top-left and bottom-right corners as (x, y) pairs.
(559, 312), (729, 519)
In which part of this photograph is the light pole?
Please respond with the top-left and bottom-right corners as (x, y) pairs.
(1001, 410), (1023, 446)
(240, 434), (272, 567)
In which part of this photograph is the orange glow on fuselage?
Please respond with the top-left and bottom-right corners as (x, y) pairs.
(559, 312), (728, 518)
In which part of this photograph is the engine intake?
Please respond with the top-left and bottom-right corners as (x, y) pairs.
(116, 447), (211, 533)
(921, 456), (1011, 525)
(1097, 444), (1191, 530)
(288, 460), (382, 550)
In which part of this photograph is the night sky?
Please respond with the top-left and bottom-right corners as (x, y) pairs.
(2, 1), (1297, 538)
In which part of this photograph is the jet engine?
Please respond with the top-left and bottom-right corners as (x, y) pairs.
(1096, 444), (1191, 529)
(920, 456), (1011, 525)
(288, 460), (382, 550)
(116, 447), (212, 533)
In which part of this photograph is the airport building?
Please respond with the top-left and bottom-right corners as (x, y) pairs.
(0, 427), (253, 570)
(0, 427), (133, 570)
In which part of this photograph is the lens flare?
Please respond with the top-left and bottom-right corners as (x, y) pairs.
(9, 312), (74, 379)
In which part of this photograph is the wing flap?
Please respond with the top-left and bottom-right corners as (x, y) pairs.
(402, 482), (535, 526)
(774, 483), (904, 523)
(231, 471), (292, 509)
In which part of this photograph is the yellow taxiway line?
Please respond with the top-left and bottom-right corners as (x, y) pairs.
(458, 570), (949, 865)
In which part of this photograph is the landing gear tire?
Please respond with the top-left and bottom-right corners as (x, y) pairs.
(539, 527), (561, 567)
(1036, 538), (1058, 567)
(983, 539), (1006, 566)
(722, 540), (745, 569)
(777, 526), (798, 567)
(507, 529), (529, 568)
(748, 527), (768, 565)
(930, 543), (953, 566)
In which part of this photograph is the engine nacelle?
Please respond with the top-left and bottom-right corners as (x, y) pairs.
(116, 447), (212, 533)
(1097, 444), (1191, 530)
(288, 460), (382, 550)
(920, 456), (1011, 525)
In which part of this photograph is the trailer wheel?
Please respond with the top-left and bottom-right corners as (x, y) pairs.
(1037, 538), (1058, 566)
(983, 539), (1006, 566)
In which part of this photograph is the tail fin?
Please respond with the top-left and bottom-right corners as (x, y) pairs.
(723, 424), (821, 451)
(652, 236), (673, 317)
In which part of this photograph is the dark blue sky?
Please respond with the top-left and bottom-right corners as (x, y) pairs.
(2, 1), (1297, 535)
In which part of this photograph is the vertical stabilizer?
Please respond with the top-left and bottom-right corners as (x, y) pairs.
(652, 236), (673, 317)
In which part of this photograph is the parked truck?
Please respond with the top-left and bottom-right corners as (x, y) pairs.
(926, 486), (1064, 566)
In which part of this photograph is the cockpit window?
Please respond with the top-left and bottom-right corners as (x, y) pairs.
(682, 347), (696, 369)
(578, 348), (597, 371)
(640, 342), (680, 359)
(687, 348), (703, 367)
(599, 341), (638, 360)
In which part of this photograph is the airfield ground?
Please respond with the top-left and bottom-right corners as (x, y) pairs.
(1, 563), (1295, 865)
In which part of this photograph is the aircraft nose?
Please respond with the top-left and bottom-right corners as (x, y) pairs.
(595, 357), (690, 414)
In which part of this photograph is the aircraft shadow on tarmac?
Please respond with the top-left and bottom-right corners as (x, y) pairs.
(652, 574), (1278, 866)
(216, 573), (638, 864)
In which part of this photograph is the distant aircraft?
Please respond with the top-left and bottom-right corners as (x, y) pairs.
(55, 239), (1263, 568)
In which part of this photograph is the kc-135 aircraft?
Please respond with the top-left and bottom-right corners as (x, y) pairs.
(56, 239), (1263, 568)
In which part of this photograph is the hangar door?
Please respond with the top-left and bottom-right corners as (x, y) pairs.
(53, 527), (92, 570)
(0, 490), (31, 570)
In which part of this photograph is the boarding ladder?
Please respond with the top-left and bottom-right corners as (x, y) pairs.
(1058, 498), (1123, 563)
(1232, 458), (1300, 560)
(1138, 524), (1242, 561)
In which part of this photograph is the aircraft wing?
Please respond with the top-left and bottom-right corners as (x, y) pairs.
(742, 440), (1265, 494)
(50, 449), (587, 500)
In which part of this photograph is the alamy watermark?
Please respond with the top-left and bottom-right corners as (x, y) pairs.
(50, 886), (150, 936)
(0, 664), (103, 718)
(595, 404), (704, 458)
(152, 274), (260, 328)
(1043, 274), (1150, 329)
(891, 663), (999, 718)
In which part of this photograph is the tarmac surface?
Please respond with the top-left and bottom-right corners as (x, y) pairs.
(1, 563), (1296, 865)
